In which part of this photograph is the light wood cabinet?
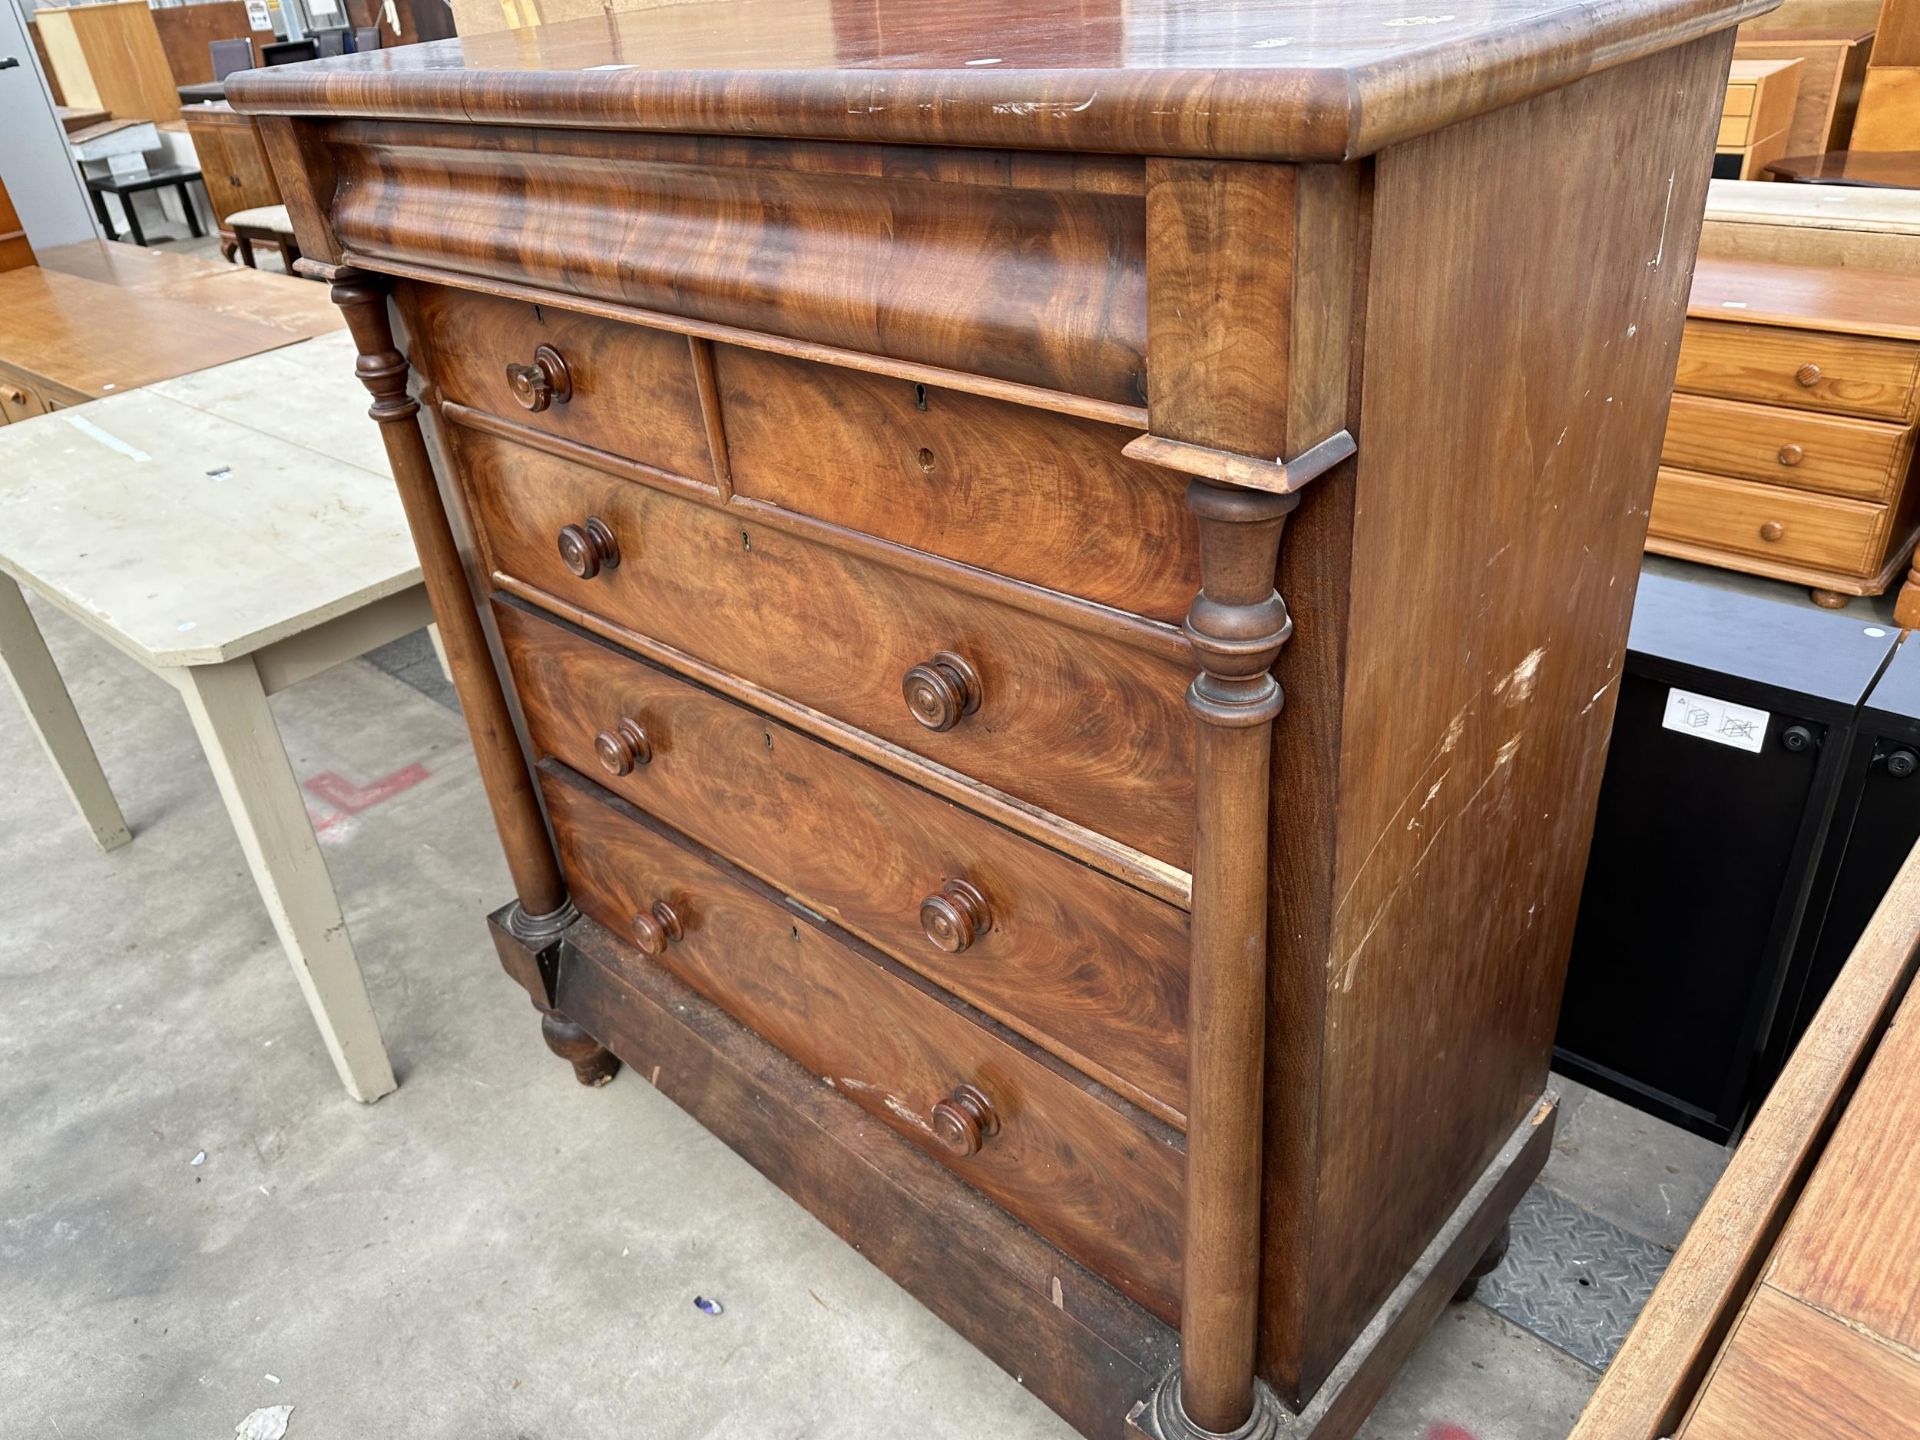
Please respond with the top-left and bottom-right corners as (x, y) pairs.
(1651, 258), (1920, 617)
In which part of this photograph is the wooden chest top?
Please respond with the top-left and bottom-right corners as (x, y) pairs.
(228, 0), (1771, 159)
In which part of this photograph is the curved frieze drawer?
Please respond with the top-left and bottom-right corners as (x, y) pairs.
(540, 761), (1185, 1325)
(327, 123), (1148, 405)
(454, 425), (1198, 869)
(496, 598), (1191, 1125)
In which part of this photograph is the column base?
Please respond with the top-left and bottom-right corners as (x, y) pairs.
(1137, 1376), (1287, 1440)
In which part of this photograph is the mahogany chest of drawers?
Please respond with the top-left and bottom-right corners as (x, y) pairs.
(232, 5), (1761, 1436)
(1650, 258), (1920, 622)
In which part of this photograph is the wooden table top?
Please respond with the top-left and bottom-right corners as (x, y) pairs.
(0, 332), (418, 668)
(0, 264), (322, 403)
(1688, 255), (1920, 339)
(1679, 951), (1920, 1438)
(227, 0), (1776, 162)
(36, 241), (345, 341)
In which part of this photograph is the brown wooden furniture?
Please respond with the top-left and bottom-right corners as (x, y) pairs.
(1733, 27), (1875, 156)
(1853, 0), (1920, 149)
(231, 4), (1763, 1436)
(151, 0), (255, 88)
(1569, 838), (1920, 1440)
(0, 178), (32, 274)
(35, 1), (184, 124)
(183, 102), (287, 258)
(37, 239), (344, 335)
(1767, 146), (1920, 182)
(1718, 58), (1805, 177)
(0, 259), (334, 420)
(1649, 257), (1920, 620)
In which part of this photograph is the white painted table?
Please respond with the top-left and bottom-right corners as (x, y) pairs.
(0, 331), (439, 1102)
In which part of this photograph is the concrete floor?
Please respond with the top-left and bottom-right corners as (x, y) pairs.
(1, 586), (1734, 1439)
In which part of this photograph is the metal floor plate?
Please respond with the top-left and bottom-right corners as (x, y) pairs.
(1477, 1183), (1673, 1370)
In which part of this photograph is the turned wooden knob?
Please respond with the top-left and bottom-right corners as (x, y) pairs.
(930, 1083), (1000, 1158)
(557, 517), (619, 578)
(3, 386), (23, 406)
(902, 651), (981, 732)
(631, 900), (683, 957)
(1777, 443), (1804, 467)
(594, 717), (652, 776)
(1760, 520), (1786, 543)
(920, 879), (992, 953)
(1795, 362), (1822, 388)
(505, 343), (572, 412)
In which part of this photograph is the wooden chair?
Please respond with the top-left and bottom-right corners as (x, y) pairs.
(225, 204), (300, 272)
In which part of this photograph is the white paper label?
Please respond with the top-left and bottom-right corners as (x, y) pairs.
(1661, 687), (1769, 754)
(246, 0), (273, 30)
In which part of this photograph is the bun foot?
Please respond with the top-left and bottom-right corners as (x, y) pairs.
(541, 1012), (620, 1087)
(1809, 588), (1849, 610)
(1452, 1217), (1511, 1304)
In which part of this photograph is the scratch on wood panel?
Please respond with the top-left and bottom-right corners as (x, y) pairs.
(1051, 1276), (1064, 1308)
(1494, 646), (1547, 705)
(833, 1077), (937, 1138)
(1334, 732), (1526, 993)
(1651, 171), (1676, 268)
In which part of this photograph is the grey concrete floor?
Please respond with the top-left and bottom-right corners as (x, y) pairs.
(2, 589), (1730, 1440)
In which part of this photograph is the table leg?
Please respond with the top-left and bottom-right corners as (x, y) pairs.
(179, 181), (205, 238)
(124, 193), (147, 248)
(176, 655), (397, 1103)
(425, 623), (454, 684)
(90, 186), (117, 242)
(0, 572), (132, 851)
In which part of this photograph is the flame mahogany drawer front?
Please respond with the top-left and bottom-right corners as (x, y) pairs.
(538, 762), (1186, 1323)
(409, 286), (716, 483)
(713, 345), (1200, 623)
(1662, 394), (1914, 501)
(494, 598), (1192, 1124)
(452, 423), (1198, 868)
(1675, 320), (1920, 423)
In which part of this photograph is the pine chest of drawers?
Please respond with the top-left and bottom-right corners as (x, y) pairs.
(1650, 257), (1920, 622)
(232, 5), (1761, 1436)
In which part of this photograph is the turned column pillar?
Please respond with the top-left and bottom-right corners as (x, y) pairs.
(1164, 479), (1299, 1439)
(329, 268), (575, 946)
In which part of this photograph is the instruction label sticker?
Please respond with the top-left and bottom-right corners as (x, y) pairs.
(1662, 687), (1769, 754)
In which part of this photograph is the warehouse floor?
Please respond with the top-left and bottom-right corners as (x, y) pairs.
(1, 589), (1738, 1440)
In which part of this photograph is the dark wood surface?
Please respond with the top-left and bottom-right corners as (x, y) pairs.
(452, 423), (1200, 867)
(541, 761), (1188, 1323)
(546, 907), (1179, 1440)
(1765, 147), (1920, 186)
(243, 5), (1753, 1435)
(409, 284), (717, 482)
(715, 345), (1198, 622)
(494, 598), (1194, 1125)
(227, 0), (1772, 161)
(152, 1), (252, 87)
(1267, 31), (1734, 1403)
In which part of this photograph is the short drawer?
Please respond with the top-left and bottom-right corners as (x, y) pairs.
(715, 345), (1198, 623)
(540, 762), (1186, 1324)
(1676, 320), (1920, 423)
(1649, 467), (1885, 575)
(454, 425), (1197, 869)
(407, 285), (716, 484)
(1662, 394), (1915, 501)
(497, 598), (1191, 1124)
